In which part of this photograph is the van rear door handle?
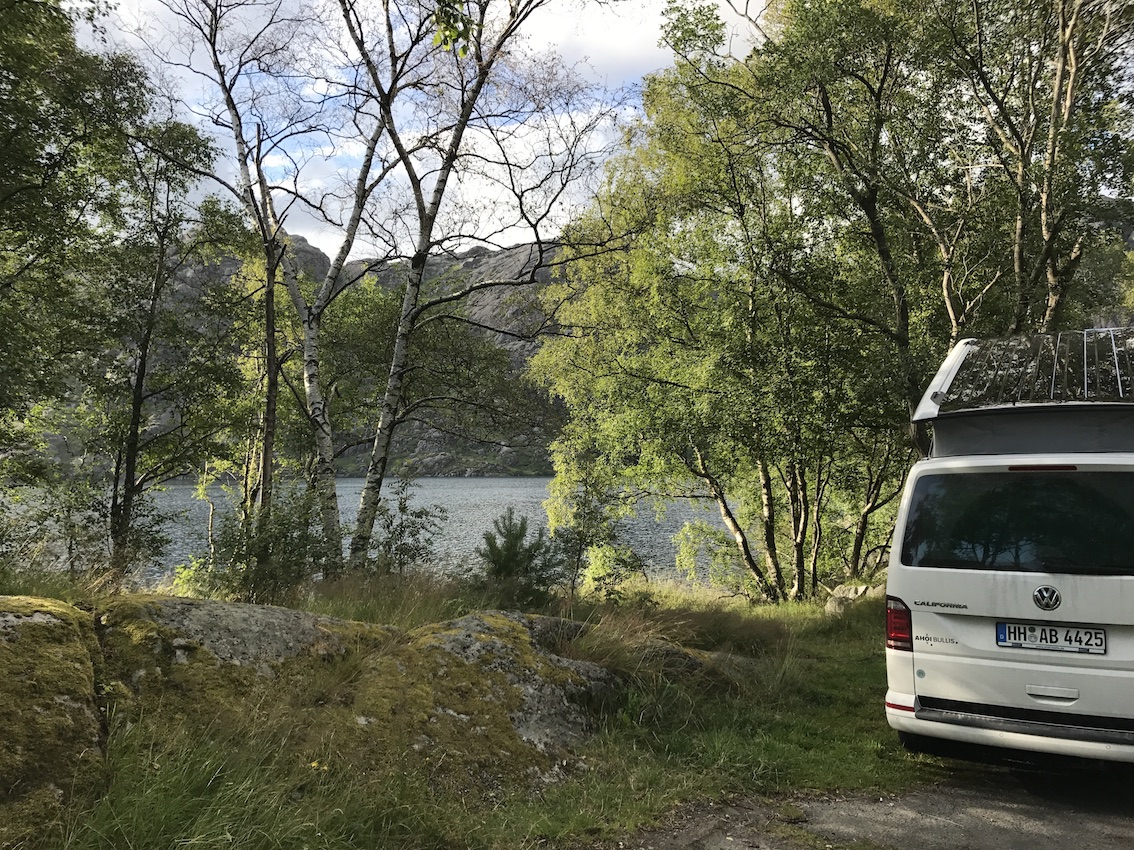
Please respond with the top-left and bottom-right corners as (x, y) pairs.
(1026, 684), (1079, 700)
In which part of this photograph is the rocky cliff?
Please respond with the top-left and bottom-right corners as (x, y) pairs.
(294, 239), (560, 477)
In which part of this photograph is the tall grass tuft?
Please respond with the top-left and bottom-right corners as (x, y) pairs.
(0, 564), (102, 603)
(63, 710), (477, 850)
(295, 571), (495, 630)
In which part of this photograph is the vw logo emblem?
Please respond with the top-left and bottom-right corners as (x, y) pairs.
(1033, 586), (1062, 611)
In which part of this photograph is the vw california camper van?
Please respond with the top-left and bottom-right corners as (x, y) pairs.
(885, 328), (1134, 762)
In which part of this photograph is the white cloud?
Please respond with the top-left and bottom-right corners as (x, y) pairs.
(524, 0), (671, 87)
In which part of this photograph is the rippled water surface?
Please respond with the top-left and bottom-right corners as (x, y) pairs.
(152, 477), (717, 580)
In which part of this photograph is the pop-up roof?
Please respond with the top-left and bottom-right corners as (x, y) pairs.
(915, 328), (1134, 457)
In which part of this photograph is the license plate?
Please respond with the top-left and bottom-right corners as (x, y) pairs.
(996, 622), (1106, 654)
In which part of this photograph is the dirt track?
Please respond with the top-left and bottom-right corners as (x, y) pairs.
(595, 764), (1134, 850)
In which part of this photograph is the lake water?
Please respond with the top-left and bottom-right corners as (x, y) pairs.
(151, 477), (719, 581)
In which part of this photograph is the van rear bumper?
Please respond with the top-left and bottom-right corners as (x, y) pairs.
(916, 696), (1134, 746)
(886, 695), (1134, 763)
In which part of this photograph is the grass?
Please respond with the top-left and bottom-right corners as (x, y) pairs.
(0, 564), (102, 602)
(4, 572), (979, 849)
(62, 714), (478, 849)
(552, 591), (950, 795)
(295, 572), (492, 630)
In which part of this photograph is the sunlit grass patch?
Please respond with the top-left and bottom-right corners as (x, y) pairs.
(295, 571), (491, 630)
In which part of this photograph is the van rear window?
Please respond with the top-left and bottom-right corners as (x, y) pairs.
(901, 471), (1134, 573)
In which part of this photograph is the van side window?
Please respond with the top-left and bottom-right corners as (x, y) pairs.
(901, 471), (1134, 574)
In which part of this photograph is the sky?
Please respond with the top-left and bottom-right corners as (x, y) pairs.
(523, 0), (673, 87)
(98, 0), (680, 259)
(108, 0), (675, 86)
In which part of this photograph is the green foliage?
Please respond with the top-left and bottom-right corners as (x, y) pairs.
(661, 0), (727, 59)
(0, 2), (154, 414)
(536, 0), (1133, 605)
(0, 476), (106, 574)
(175, 476), (449, 602)
(174, 485), (319, 605)
(364, 476), (448, 577)
(0, 0), (249, 586)
(533, 68), (908, 598)
(583, 543), (651, 603)
(432, 0), (477, 55)
(473, 507), (568, 608)
(675, 520), (762, 600)
(301, 276), (400, 464)
(544, 462), (638, 595)
(1, 180), (247, 582)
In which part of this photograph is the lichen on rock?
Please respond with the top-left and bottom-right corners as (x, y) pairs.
(411, 611), (614, 755)
(0, 596), (106, 849)
(0, 593), (622, 845)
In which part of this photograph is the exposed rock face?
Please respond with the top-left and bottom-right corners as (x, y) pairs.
(98, 595), (351, 675)
(413, 611), (613, 757)
(334, 243), (559, 476)
(0, 594), (615, 842)
(173, 240), (559, 478)
(339, 242), (553, 360)
(824, 583), (884, 616)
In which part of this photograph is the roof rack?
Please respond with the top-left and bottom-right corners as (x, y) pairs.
(914, 328), (1134, 423)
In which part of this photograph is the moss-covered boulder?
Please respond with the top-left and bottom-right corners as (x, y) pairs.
(401, 611), (614, 789)
(0, 594), (618, 846)
(0, 596), (105, 849)
(94, 595), (368, 717)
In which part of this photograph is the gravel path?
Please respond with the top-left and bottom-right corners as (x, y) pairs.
(594, 764), (1134, 850)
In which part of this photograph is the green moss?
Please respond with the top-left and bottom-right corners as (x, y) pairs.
(97, 596), (243, 722)
(4, 596), (614, 848)
(777, 800), (808, 823)
(250, 612), (579, 799)
(0, 596), (106, 849)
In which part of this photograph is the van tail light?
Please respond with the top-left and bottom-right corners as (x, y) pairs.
(886, 596), (913, 651)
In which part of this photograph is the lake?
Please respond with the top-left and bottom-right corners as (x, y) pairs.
(150, 477), (719, 582)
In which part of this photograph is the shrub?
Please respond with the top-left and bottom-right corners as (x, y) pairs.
(363, 476), (447, 577)
(473, 507), (567, 608)
(174, 484), (318, 605)
(583, 542), (650, 603)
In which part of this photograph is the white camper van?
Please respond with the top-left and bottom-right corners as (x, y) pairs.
(885, 328), (1134, 763)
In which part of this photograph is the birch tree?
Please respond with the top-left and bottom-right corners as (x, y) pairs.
(336, 0), (620, 570)
(139, 0), (616, 576)
(532, 56), (909, 599)
(934, 0), (1134, 333)
(687, 0), (1132, 451)
(535, 0), (1130, 600)
(139, 0), (310, 568)
(142, 0), (396, 574)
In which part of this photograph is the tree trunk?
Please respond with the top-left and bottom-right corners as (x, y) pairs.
(710, 476), (779, 602)
(252, 246), (280, 570)
(347, 252), (424, 570)
(283, 260), (343, 576)
(808, 456), (830, 596)
(786, 461), (809, 601)
(109, 248), (165, 582)
(757, 458), (785, 597)
(858, 188), (929, 456)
